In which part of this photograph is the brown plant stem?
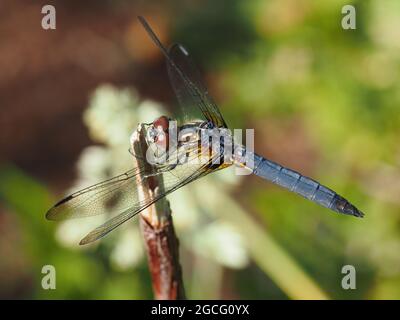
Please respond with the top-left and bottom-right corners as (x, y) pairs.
(131, 123), (185, 300)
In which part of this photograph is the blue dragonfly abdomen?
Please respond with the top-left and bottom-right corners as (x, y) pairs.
(234, 147), (364, 217)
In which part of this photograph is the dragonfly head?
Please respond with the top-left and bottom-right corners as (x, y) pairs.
(153, 115), (170, 133)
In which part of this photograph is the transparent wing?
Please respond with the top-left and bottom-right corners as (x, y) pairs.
(79, 158), (212, 245)
(46, 166), (147, 221)
(46, 150), (216, 245)
(167, 43), (227, 127)
(138, 16), (227, 128)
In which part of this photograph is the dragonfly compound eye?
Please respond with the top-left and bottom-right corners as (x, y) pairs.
(153, 116), (169, 132)
(152, 116), (170, 150)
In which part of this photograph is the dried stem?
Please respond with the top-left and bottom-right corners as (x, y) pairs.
(131, 124), (185, 300)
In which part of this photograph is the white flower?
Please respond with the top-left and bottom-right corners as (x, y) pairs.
(192, 221), (249, 269)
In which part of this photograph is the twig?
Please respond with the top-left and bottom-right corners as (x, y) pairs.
(131, 123), (186, 300)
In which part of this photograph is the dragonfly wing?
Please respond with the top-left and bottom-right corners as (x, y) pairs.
(47, 145), (218, 245)
(137, 16), (227, 128)
(46, 165), (147, 221)
(167, 43), (227, 127)
(79, 154), (214, 245)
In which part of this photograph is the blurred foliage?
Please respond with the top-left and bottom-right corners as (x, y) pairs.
(1, 0), (400, 299)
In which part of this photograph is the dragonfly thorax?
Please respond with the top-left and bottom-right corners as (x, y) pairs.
(145, 117), (235, 168)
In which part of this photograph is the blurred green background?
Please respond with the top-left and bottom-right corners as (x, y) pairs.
(1, 0), (400, 299)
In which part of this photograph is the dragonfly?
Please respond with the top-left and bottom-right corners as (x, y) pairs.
(46, 16), (364, 245)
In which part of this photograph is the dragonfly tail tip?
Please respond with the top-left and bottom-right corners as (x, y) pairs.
(332, 195), (364, 218)
(343, 202), (365, 218)
(346, 202), (364, 218)
(354, 208), (365, 218)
